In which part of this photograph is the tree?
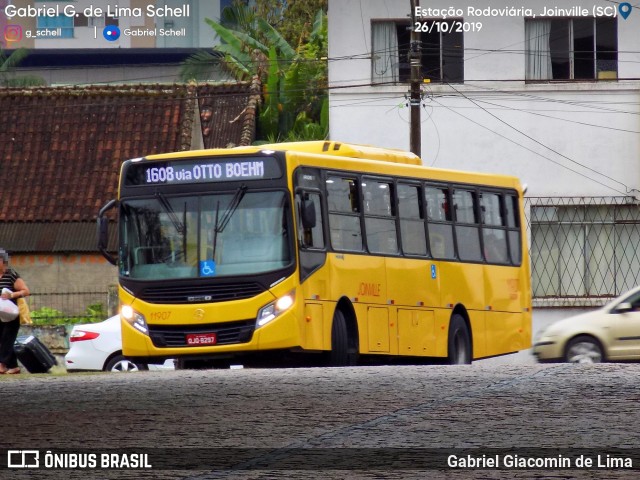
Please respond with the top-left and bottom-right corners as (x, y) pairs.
(254, 0), (327, 47)
(180, 1), (328, 142)
(0, 48), (46, 87)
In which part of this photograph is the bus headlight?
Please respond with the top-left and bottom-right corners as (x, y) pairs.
(121, 306), (149, 336)
(256, 291), (295, 328)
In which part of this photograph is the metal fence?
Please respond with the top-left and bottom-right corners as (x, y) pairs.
(27, 285), (119, 325)
(526, 196), (640, 308)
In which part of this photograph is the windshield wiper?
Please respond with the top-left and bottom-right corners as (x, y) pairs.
(211, 184), (248, 262)
(155, 192), (188, 262)
(216, 184), (247, 234)
(155, 192), (185, 235)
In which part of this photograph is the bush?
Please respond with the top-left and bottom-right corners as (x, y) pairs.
(31, 303), (107, 326)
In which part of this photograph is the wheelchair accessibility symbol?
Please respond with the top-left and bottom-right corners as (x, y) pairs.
(200, 260), (216, 277)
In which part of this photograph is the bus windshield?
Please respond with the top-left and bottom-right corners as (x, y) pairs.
(119, 190), (292, 280)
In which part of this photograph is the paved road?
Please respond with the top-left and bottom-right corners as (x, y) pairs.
(2, 363), (639, 479)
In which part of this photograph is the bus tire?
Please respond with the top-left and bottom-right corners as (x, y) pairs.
(330, 309), (357, 367)
(447, 314), (472, 365)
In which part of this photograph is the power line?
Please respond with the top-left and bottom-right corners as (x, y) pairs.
(428, 96), (632, 197)
(443, 81), (634, 195)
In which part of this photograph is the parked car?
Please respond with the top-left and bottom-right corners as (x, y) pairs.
(533, 285), (640, 363)
(65, 315), (174, 372)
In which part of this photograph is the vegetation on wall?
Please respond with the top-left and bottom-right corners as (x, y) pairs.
(0, 48), (46, 87)
(30, 303), (107, 326)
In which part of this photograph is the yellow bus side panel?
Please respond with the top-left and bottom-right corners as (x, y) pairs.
(467, 310), (487, 359)
(329, 253), (386, 306)
(439, 262), (485, 311)
(367, 307), (390, 352)
(304, 303), (324, 351)
(484, 265), (525, 314)
(485, 311), (528, 357)
(433, 309), (452, 357)
(398, 309), (435, 356)
(385, 257), (440, 309)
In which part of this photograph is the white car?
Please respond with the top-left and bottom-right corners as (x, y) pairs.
(65, 315), (174, 372)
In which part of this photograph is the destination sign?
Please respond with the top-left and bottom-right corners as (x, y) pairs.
(124, 156), (282, 186)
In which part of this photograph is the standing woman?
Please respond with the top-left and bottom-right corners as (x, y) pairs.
(0, 249), (30, 374)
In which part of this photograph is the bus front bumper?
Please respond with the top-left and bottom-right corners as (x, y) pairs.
(121, 310), (302, 358)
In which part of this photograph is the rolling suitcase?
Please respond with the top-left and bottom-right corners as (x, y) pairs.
(14, 335), (57, 373)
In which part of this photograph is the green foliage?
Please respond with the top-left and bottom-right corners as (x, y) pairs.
(181, 1), (328, 143)
(31, 303), (107, 326)
(0, 48), (47, 87)
(255, 0), (327, 47)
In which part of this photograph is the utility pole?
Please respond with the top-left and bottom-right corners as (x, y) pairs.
(409, 0), (421, 157)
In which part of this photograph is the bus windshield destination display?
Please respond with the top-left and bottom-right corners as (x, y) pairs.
(124, 156), (282, 186)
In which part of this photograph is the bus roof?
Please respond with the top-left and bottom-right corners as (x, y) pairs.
(251, 141), (422, 165)
(146, 141), (422, 166)
(142, 141), (522, 191)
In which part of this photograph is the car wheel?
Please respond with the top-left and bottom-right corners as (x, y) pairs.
(447, 314), (472, 365)
(564, 336), (604, 364)
(105, 354), (148, 372)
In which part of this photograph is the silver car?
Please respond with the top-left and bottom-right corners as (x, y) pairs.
(533, 286), (640, 363)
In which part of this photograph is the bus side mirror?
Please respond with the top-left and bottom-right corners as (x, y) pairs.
(97, 199), (118, 266)
(301, 198), (316, 229)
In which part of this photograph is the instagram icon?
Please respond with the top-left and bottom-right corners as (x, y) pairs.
(3, 24), (22, 43)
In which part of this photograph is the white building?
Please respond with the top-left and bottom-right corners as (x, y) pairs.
(328, 0), (640, 341)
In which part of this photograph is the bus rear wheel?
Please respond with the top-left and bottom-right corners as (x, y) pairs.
(447, 314), (472, 365)
(329, 309), (358, 367)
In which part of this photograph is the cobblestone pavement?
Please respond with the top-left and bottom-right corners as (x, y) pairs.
(2, 363), (639, 479)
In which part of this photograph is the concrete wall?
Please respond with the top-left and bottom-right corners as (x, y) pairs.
(10, 254), (118, 317)
(10, 254), (117, 293)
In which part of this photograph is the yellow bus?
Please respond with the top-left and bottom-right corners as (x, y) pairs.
(98, 141), (531, 367)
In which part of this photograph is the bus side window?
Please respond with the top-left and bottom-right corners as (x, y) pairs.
(296, 192), (324, 249)
(480, 192), (509, 264)
(425, 185), (455, 259)
(398, 183), (427, 256)
(363, 179), (398, 255)
(327, 176), (363, 252)
(453, 189), (482, 262)
(505, 195), (522, 264)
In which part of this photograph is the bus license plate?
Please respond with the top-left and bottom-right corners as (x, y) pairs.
(186, 333), (217, 346)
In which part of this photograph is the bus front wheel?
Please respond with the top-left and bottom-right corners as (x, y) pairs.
(330, 309), (358, 367)
(447, 314), (472, 365)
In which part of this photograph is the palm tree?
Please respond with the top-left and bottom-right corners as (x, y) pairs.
(0, 48), (46, 87)
(181, 3), (327, 142)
